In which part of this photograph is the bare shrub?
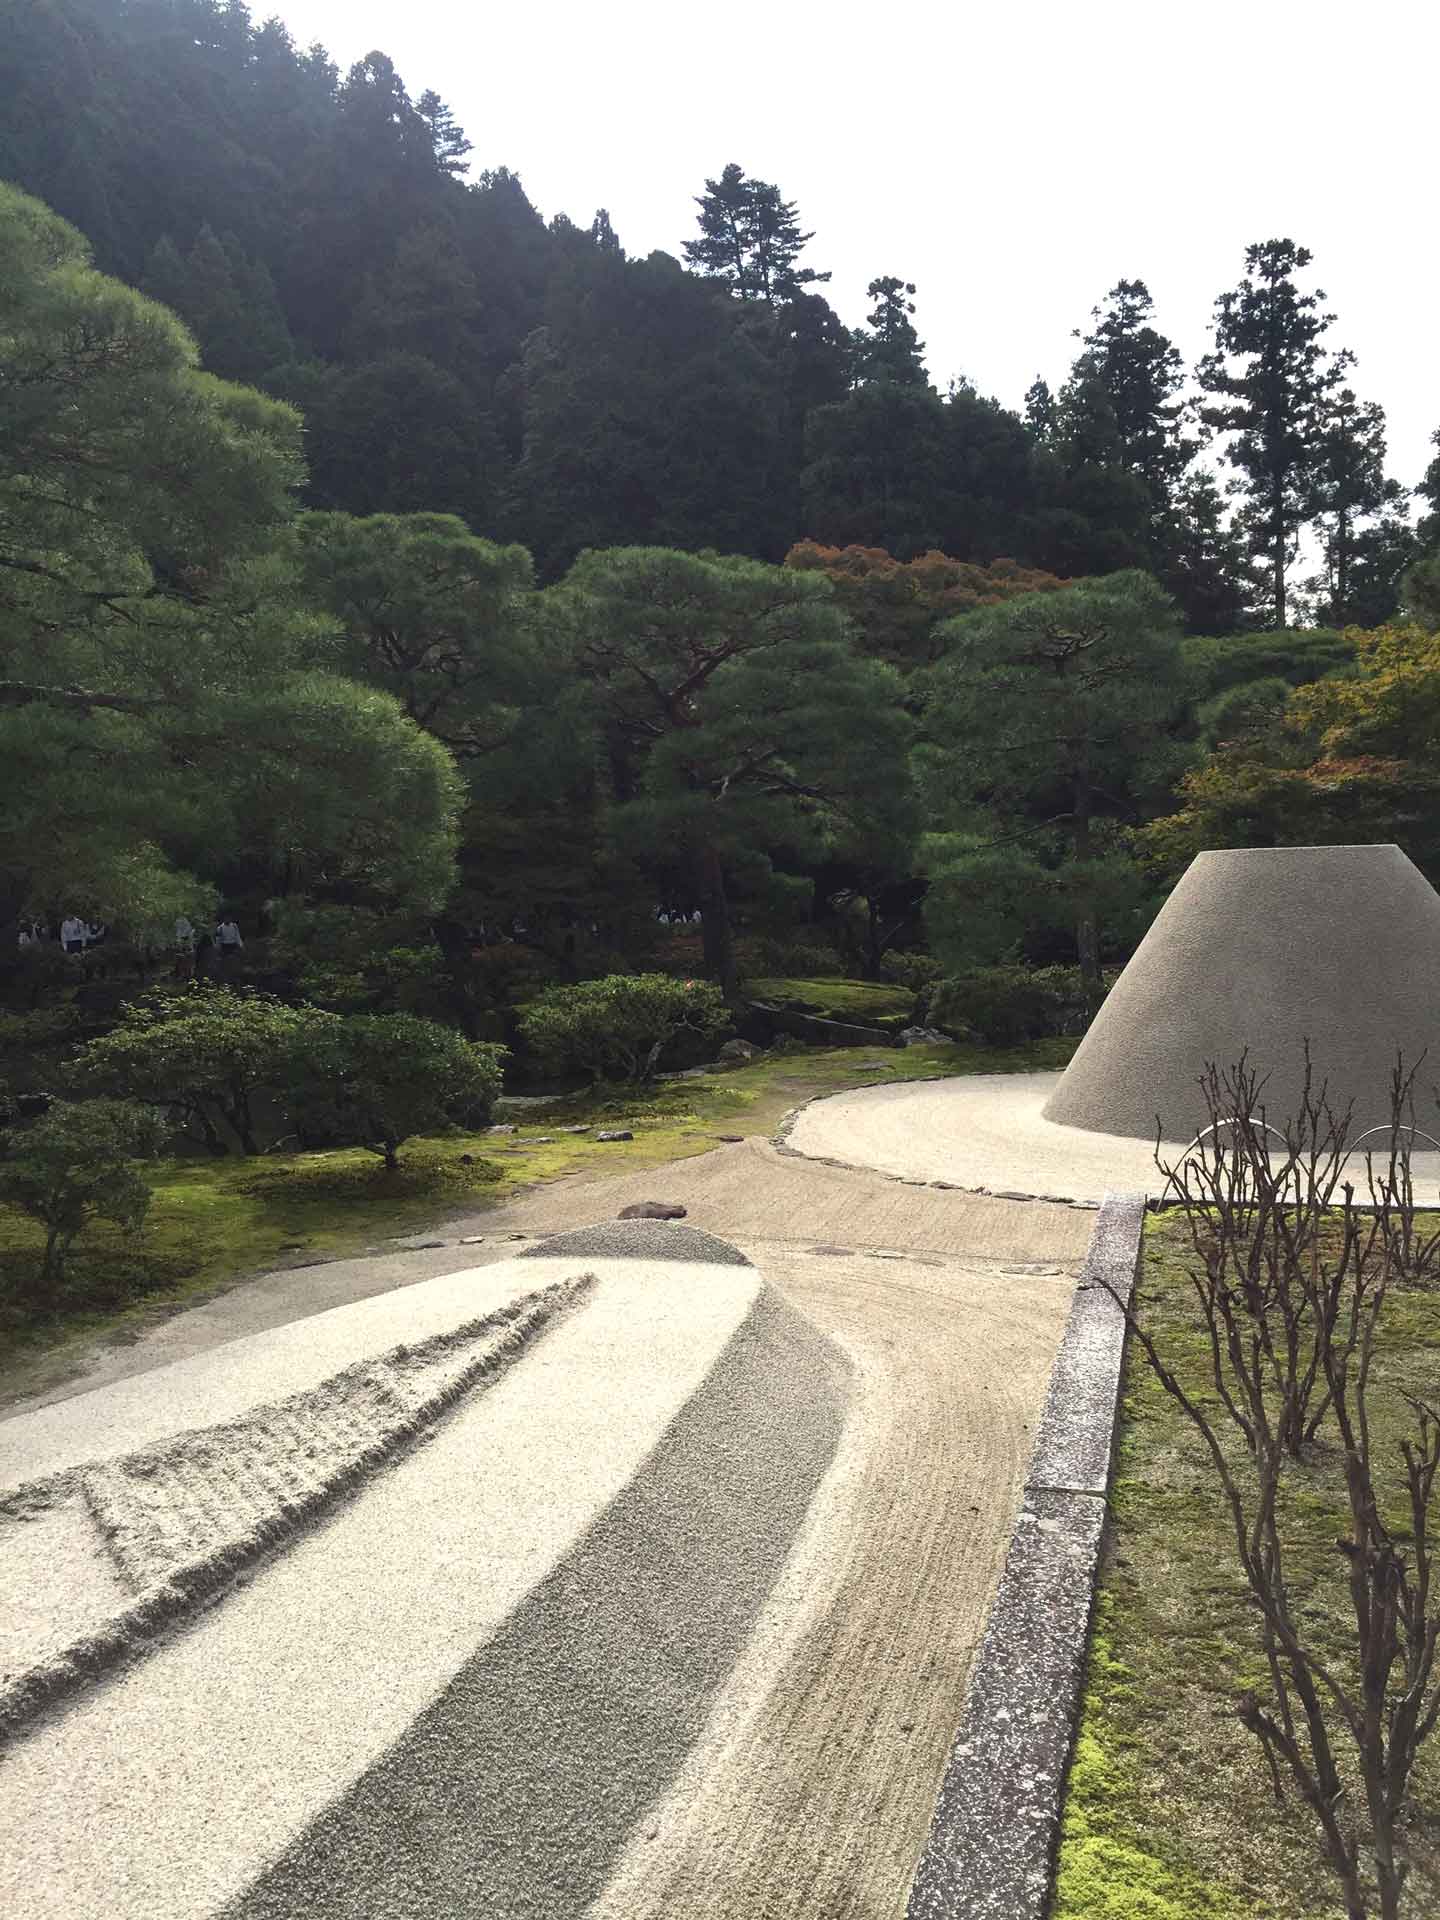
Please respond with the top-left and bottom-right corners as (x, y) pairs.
(1103, 1051), (1440, 1918)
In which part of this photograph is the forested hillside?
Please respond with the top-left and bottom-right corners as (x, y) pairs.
(5, 0), (1431, 624)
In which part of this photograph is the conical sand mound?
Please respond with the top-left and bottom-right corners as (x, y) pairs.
(1043, 844), (1440, 1142)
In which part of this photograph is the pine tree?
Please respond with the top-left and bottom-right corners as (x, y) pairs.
(1073, 279), (1194, 534)
(1198, 241), (1345, 627)
(1307, 386), (1411, 626)
(415, 89), (472, 176)
(853, 277), (928, 387)
(1024, 377), (1057, 442)
(682, 163), (830, 303)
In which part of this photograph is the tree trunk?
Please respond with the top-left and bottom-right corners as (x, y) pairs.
(1073, 775), (1101, 996)
(698, 842), (738, 1001)
(1273, 479), (1287, 628)
(1334, 507), (1350, 624)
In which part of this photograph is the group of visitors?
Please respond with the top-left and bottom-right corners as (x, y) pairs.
(14, 912), (245, 978)
(172, 915), (244, 980)
(16, 916), (111, 955)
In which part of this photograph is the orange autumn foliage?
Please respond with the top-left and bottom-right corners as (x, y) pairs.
(783, 541), (1069, 667)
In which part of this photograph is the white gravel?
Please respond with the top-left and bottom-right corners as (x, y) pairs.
(784, 1072), (1440, 1205)
(0, 1254), (777, 1919)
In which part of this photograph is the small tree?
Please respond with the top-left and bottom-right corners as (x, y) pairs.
(71, 986), (313, 1155)
(284, 1012), (505, 1170)
(0, 1100), (168, 1305)
(1104, 1055), (1440, 1919)
(518, 975), (730, 1086)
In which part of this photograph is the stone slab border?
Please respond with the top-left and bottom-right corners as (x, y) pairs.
(905, 1190), (1146, 1920)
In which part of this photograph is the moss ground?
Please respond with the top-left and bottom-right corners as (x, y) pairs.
(0, 1037), (1073, 1404)
(746, 976), (917, 1028)
(1053, 1211), (1440, 1920)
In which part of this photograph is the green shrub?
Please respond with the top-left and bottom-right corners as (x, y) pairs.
(518, 974), (730, 1085)
(0, 1098), (168, 1307)
(747, 937), (844, 978)
(0, 1006), (81, 1054)
(70, 985), (314, 1155)
(283, 1012), (505, 1169)
(928, 965), (1098, 1046)
(880, 951), (943, 992)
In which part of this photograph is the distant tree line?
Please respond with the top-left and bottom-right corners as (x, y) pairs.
(2, 0), (1433, 631)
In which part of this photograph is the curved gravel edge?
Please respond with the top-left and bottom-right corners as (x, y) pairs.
(905, 1191), (1146, 1920)
(0, 1278), (593, 1748)
(772, 1081), (1103, 1211)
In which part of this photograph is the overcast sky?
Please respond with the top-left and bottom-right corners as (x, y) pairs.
(270, 0), (1438, 494)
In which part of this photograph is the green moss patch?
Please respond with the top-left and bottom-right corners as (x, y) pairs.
(1054, 1212), (1440, 1920)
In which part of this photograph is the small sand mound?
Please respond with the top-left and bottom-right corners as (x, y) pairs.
(522, 1220), (752, 1266)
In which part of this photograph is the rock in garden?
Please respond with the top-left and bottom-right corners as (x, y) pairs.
(717, 1038), (762, 1064)
(596, 1128), (634, 1142)
(715, 1134), (744, 1143)
(558, 1124), (592, 1134)
(486, 1123), (517, 1134)
(899, 1026), (950, 1047)
(618, 1202), (688, 1220)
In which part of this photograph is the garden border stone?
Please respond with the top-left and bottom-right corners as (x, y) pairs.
(904, 1189), (1145, 1920)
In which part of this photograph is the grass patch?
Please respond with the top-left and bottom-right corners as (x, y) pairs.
(1053, 1211), (1440, 1920)
(0, 1037), (1072, 1404)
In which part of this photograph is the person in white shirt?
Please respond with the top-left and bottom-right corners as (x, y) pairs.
(60, 914), (86, 955)
(216, 918), (244, 964)
(174, 915), (196, 981)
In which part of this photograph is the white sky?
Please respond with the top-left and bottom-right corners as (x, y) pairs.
(270, 0), (1438, 493)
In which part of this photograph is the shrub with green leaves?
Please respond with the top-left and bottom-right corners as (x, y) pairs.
(518, 974), (730, 1085)
(70, 985), (313, 1155)
(283, 1012), (505, 1170)
(928, 966), (1098, 1047)
(0, 1099), (168, 1304)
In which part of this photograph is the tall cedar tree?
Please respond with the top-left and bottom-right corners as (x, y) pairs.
(1307, 386), (1413, 626)
(682, 163), (831, 303)
(1072, 279), (1195, 541)
(1198, 241), (1344, 627)
(854, 277), (929, 387)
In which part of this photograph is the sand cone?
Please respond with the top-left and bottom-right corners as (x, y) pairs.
(1042, 844), (1440, 1142)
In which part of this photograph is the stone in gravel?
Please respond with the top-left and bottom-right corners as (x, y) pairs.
(808, 1244), (854, 1256)
(714, 1134), (744, 1143)
(596, 1129), (634, 1142)
(992, 1190), (1035, 1202)
(458, 1235), (486, 1245)
(387, 1236), (447, 1251)
(618, 1202), (688, 1220)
